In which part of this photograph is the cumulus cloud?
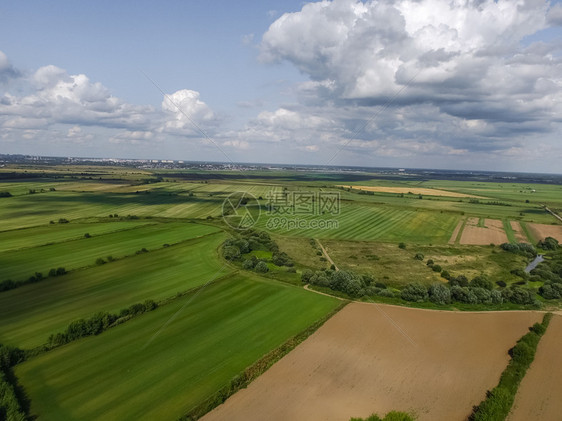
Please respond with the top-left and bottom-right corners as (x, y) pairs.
(0, 54), (220, 147)
(255, 0), (562, 163)
(160, 89), (217, 136)
(0, 50), (21, 83)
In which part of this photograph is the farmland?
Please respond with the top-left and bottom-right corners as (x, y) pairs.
(2, 162), (562, 421)
(201, 302), (541, 421)
(0, 232), (227, 348)
(0, 221), (221, 282)
(508, 315), (562, 420)
(15, 275), (340, 421)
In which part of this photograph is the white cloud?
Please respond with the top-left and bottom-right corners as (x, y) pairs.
(0, 55), (220, 147)
(160, 89), (218, 136)
(258, 0), (562, 160)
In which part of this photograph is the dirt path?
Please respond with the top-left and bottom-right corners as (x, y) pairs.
(448, 219), (464, 244)
(508, 315), (562, 421)
(315, 239), (338, 270)
(201, 303), (541, 421)
(544, 206), (562, 223)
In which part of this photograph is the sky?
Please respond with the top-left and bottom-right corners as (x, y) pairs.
(0, 0), (561, 173)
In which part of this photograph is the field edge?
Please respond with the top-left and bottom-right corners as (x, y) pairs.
(182, 300), (349, 420)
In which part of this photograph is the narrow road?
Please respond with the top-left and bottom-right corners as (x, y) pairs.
(315, 239), (338, 271)
(544, 206), (562, 223)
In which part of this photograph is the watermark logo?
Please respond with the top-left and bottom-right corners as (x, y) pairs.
(265, 191), (340, 216)
(264, 191), (340, 231)
(221, 192), (261, 230)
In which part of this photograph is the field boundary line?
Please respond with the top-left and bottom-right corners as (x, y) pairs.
(543, 206), (562, 223)
(181, 300), (349, 420)
(303, 284), (552, 315)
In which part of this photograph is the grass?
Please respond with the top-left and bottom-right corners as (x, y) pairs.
(0, 233), (227, 348)
(0, 220), (152, 253)
(256, 204), (460, 244)
(0, 222), (220, 282)
(503, 219), (517, 243)
(15, 274), (340, 421)
(289, 240), (527, 287)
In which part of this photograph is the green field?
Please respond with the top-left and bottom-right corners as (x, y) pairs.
(0, 221), (220, 282)
(0, 220), (153, 253)
(256, 204), (460, 244)
(15, 274), (340, 421)
(2, 164), (562, 421)
(0, 232), (227, 348)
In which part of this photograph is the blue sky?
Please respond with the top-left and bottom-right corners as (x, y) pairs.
(1, 0), (561, 172)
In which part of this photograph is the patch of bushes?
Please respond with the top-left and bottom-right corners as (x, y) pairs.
(428, 283), (451, 304)
(0, 267), (66, 293)
(500, 242), (537, 257)
(350, 411), (415, 421)
(401, 282), (428, 302)
(537, 236), (559, 250)
(0, 344), (27, 421)
(0, 191), (12, 198)
(470, 313), (552, 421)
(47, 300), (158, 348)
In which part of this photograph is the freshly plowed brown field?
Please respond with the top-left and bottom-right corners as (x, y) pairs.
(337, 185), (483, 198)
(510, 221), (529, 242)
(509, 315), (562, 421)
(459, 218), (508, 245)
(202, 303), (540, 421)
(527, 222), (562, 242)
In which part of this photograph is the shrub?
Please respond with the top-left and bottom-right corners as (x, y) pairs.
(401, 282), (428, 302)
(449, 275), (469, 287)
(470, 275), (494, 291)
(398, 242), (406, 249)
(414, 253), (424, 261)
(432, 264), (442, 272)
(428, 283), (451, 304)
(378, 289), (395, 298)
(242, 259), (256, 270)
(84, 233), (91, 238)
(440, 270), (451, 280)
(471, 287), (492, 304)
(426, 259), (434, 266)
(375, 282), (387, 289)
(95, 258), (106, 265)
(538, 236), (559, 250)
(223, 245), (241, 261)
(490, 290), (503, 304)
(503, 287), (535, 305)
(254, 261), (269, 273)
(539, 283), (562, 299)
(286, 267), (297, 273)
(451, 286), (477, 304)
(496, 280), (507, 288)
(301, 269), (314, 283)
